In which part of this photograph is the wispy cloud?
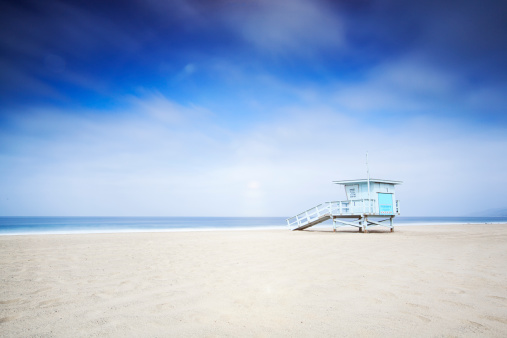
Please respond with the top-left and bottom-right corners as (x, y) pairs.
(1, 92), (506, 216)
(223, 0), (345, 57)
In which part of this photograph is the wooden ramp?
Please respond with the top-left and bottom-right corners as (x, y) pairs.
(291, 214), (331, 231)
(286, 203), (336, 231)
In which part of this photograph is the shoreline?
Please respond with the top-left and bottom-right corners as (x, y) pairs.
(1, 221), (507, 236)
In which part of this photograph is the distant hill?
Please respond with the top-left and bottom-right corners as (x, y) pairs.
(469, 208), (507, 217)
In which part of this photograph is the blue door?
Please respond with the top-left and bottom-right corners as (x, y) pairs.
(378, 193), (393, 215)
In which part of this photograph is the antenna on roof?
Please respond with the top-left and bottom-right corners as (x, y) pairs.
(366, 152), (371, 213)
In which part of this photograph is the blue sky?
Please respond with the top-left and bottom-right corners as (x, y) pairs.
(1, 0), (506, 216)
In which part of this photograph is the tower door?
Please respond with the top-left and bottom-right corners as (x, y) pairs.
(378, 193), (393, 214)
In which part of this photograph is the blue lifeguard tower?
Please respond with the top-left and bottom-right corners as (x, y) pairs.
(286, 178), (402, 232)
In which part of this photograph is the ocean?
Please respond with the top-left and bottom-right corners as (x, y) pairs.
(1, 216), (507, 235)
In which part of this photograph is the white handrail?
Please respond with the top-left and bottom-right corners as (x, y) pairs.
(286, 198), (400, 228)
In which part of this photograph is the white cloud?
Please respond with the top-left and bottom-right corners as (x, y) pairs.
(0, 92), (506, 217)
(333, 58), (461, 114)
(224, 0), (345, 56)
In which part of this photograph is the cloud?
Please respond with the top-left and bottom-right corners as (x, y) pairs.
(340, 0), (507, 82)
(1, 0), (507, 112)
(1, 92), (506, 216)
(0, 94), (228, 215)
(223, 0), (345, 56)
(328, 55), (507, 125)
(333, 58), (458, 113)
(222, 108), (507, 217)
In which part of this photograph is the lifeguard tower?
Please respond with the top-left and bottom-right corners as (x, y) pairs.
(286, 178), (402, 232)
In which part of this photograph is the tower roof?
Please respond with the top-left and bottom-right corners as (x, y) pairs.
(333, 179), (402, 185)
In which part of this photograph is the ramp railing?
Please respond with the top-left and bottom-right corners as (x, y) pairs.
(286, 202), (333, 229)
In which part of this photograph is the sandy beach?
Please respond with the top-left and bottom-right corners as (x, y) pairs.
(1, 224), (507, 337)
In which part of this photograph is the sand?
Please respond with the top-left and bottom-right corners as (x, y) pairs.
(1, 224), (507, 337)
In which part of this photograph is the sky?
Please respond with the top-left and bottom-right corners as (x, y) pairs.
(0, 0), (506, 217)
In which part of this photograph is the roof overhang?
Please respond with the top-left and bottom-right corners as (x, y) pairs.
(333, 179), (403, 185)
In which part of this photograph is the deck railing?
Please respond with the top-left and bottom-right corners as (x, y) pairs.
(286, 199), (400, 229)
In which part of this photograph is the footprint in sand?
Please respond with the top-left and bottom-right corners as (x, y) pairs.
(28, 287), (52, 295)
(481, 315), (507, 324)
(37, 298), (63, 308)
(441, 299), (473, 309)
(417, 315), (431, 323)
(442, 288), (466, 295)
(487, 295), (507, 304)
(0, 299), (21, 305)
(0, 314), (21, 323)
(407, 302), (430, 310)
